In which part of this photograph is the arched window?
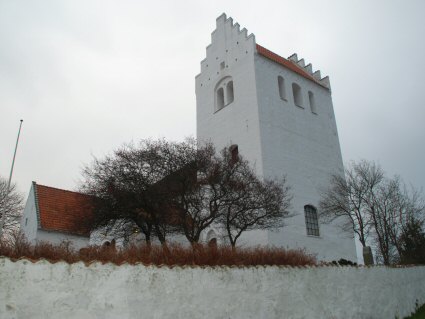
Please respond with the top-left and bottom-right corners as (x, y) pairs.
(292, 83), (303, 108)
(216, 87), (224, 110)
(206, 229), (218, 247)
(278, 76), (286, 100)
(214, 76), (234, 112)
(308, 91), (316, 114)
(206, 229), (217, 242)
(304, 205), (319, 236)
(226, 81), (234, 104)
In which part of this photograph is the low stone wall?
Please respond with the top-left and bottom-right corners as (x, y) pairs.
(0, 257), (424, 319)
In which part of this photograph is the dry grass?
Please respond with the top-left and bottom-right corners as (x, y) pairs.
(0, 233), (317, 267)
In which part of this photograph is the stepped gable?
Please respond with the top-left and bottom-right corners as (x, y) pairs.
(197, 13), (330, 89)
(34, 182), (94, 237)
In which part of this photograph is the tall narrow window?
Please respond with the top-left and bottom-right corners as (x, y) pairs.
(278, 76), (286, 100)
(309, 91), (316, 114)
(304, 205), (319, 236)
(226, 81), (234, 105)
(229, 144), (239, 164)
(292, 83), (303, 108)
(216, 87), (224, 110)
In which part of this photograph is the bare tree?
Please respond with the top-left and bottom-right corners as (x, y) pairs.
(216, 150), (292, 248)
(392, 183), (424, 261)
(398, 216), (425, 264)
(319, 160), (384, 263)
(320, 159), (425, 265)
(0, 176), (24, 241)
(166, 144), (293, 247)
(82, 139), (293, 248)
(367, 177), (401, 264)
(368, 178), (425, 264)
(157, 142), (235, 245)
(80, 139), (195, 246)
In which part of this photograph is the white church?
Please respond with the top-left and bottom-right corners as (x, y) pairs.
(195, 14), (356, 261)
(21, 13), (357, 261)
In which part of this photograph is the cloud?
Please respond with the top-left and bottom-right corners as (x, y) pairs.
(0, 0), (424, 194)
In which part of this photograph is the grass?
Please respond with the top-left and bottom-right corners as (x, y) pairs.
(404, 303), (425, 319)
(0, 233), (317, 267)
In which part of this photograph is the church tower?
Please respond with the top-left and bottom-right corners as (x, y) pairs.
(195, 14), (356, 261)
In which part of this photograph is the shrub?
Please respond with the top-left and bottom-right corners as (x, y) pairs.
(330, 259), (358, 266)
(0, 238), (316, 267)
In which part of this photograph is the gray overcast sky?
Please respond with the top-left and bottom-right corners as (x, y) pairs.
(1, 0), (424, 197)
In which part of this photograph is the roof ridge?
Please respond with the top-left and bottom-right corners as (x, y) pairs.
(256, 44), (329, 89)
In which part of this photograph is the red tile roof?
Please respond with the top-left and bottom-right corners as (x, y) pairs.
(34, 183), (94, 237)
(256, 44), (326, 88)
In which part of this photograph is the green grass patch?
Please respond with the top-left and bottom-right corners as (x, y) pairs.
(404, 303), (425, 319)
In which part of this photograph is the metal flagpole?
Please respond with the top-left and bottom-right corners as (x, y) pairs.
(0, 119), (24, 239)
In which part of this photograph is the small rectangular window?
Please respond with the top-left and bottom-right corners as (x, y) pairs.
(309, 91), (317, 114)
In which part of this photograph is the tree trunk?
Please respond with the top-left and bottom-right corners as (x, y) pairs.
(231, 243), (236, 252)
(154, 223), (167, 246)
(144, 232), (151, 246)
(161, 241), (170, 261)
(145, 239), (152, 251)
(190, 241), (202, 255)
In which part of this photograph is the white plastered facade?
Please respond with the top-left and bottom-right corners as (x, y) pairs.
(20, 183), (89, 250)
(196, 14), (356, 261)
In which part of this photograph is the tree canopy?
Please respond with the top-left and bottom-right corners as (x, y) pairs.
(81, 139), (293, 247)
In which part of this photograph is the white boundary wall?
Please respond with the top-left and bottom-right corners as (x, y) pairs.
(0, 257), (424, 319)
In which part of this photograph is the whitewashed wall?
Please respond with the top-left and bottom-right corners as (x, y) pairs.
(195, 14), (263, 178)
(36, 229), (89, 250)
(0, 257), (424, 319)
(254, 52), (357, 261)
(20, 183), (38, 243)
(20, 183), (90, 250)
(195, 14), (356, 261)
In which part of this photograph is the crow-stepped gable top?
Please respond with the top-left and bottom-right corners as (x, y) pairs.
(196, 13), (331, 90)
